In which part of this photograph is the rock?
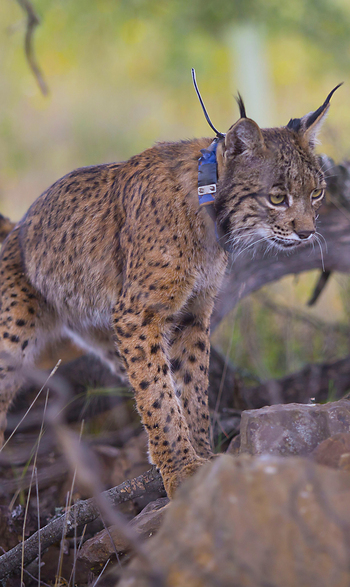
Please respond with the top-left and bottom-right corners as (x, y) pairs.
(240, 400), (350, 456)
(78, 497), (169, 566)
(226, 433), (240, 454)
(118, 454), (350, 587)
(311, 433), (350, 469)
(339, 453), (350, 472)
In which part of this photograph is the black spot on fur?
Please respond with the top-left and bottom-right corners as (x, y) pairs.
(183, 372), (192, 384)
(171, 358), (182, 372)
(195, 340), (206, 352)
(142, 310), (154, 327)
(151, 343), (160, 354)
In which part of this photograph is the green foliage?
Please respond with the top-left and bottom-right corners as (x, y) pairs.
(212, 273), (350, 382)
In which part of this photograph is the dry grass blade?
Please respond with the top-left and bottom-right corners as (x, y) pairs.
(93, 558), (110, 586)
(56, 422), (160, 578)
(0, 360), (61, 453)
(20, 389), (50, 586)
(68, 523), (87, 587)
(55, 490), (70, 587)
(23, 568), (51, 587)
(35, 465), (41, 587)
(56, 420), (84, 587)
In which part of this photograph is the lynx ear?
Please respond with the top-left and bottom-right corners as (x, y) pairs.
(287, 83), (343, 148)
(225, 118), (265, 158)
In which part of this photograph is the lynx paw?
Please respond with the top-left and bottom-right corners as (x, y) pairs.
(163, 457), (208, 498)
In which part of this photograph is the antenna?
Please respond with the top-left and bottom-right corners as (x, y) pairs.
(191, 68), (225, 139)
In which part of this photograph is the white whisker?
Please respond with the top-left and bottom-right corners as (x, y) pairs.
(233, 236), (269, 261)
(314, 234), (325, 271)
(315, 231), (328, 253)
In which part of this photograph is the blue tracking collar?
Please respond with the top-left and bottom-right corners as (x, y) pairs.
(198, 139), (219, 208)
(197, 139), (231, 252)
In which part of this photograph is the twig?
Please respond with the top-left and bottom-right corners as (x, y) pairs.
(307, 269), (332, 306)
(16, 0), (49, 95)
(0, 466), (164, 580)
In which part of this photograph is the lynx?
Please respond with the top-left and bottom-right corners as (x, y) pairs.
(0, 85), (339, 496)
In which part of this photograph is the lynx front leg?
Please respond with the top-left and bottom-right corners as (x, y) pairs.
(112, 298), (206, 497)
(169, 295), (215, 459)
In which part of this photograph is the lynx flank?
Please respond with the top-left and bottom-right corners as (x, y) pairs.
(0, 88), (339, 496)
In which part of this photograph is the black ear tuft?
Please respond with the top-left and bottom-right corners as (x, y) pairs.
(287, 118), (302, 132)
(236, 93), (247, 119)
(305, 83), (343, 129)
(286, 83), (343, 147)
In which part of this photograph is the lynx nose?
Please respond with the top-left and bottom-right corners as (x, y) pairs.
(296, 230), (314, 240)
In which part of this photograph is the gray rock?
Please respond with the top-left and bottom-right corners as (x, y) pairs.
(118, 454), (350, 587)
(311, 433), (350, 469)
(240, 399), (350, 456)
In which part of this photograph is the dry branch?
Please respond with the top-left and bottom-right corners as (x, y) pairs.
(16, 0), (48, 95)
(0, 466), (164, 580)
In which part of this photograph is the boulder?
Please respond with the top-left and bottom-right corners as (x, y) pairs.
(311, 433), (350, 469)
(118, 454), (350, 587)
(239, 399), (350, 456)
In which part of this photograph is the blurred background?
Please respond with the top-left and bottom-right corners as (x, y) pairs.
(1, 0), (350, 385)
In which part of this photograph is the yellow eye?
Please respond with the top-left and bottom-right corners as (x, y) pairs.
(269, 194), (286, 206)
(311, 188), (324, 200)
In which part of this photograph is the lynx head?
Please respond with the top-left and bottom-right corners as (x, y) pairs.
(215, 85), (341, 253)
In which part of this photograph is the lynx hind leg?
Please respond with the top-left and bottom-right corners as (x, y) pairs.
(0, 229), (52, 445)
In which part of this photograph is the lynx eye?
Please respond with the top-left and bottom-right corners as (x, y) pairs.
(311, 188), (324, 200)
(269, 194), (286, 206)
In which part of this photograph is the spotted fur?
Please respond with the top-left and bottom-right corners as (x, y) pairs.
(0, 89), (338, 496)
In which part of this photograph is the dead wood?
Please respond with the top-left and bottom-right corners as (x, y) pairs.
(16, 0), (49, 95)
(0, 466), (164, 580)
